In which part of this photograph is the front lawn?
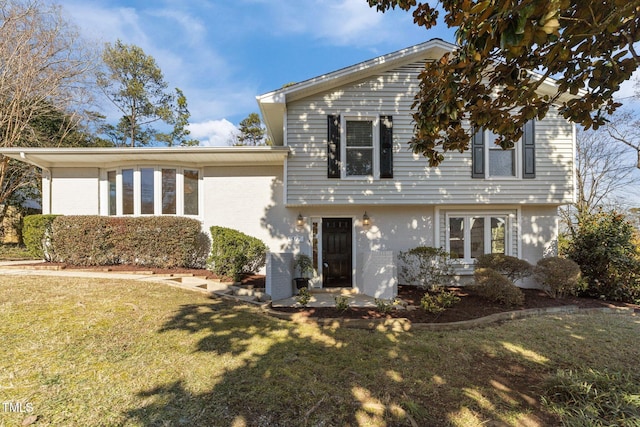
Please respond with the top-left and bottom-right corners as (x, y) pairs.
(0, 275), (638, 426)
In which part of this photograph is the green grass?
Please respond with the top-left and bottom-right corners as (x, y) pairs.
(0, 275), (639, 426)
(0, 244), (35, 260)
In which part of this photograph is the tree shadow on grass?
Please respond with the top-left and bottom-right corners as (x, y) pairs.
(122, 297), (633, 426)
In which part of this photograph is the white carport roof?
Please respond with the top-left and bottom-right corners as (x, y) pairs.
(0, 146), (290, 169)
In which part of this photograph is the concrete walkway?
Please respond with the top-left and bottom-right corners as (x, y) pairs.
(0, 261), (382, 307)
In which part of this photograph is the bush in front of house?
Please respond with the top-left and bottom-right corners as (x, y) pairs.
(398, 246), (454, 289)
(207, 226), (267, 280)
(23, 214), (59, 261)
(52, 216), (207, 268)
(534, 257), (584, 298)
(472, 268), (525, 307)
(420, 288), (460, 314)
(563, 210), (640, 303)
(474, 253), (533, 282)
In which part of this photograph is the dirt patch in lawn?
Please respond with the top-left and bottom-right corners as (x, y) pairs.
(274, 285), (640, 324)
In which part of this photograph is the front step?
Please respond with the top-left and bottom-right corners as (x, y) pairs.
(310, 287), (358, 295)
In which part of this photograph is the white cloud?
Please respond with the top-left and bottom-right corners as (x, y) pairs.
(188, 119), (238, 146)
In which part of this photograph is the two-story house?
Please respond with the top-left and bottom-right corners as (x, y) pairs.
(0, 39), (575, 299)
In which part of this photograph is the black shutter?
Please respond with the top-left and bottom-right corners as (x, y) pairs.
(380, 115), (393, 178)
(327, 115), (341, 178)
(523, 120), (535, 179)
(471, 127), (485, 178)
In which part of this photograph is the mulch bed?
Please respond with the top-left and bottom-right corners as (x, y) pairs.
(10, 263), (639, 323)
(273, 285), (640, 324)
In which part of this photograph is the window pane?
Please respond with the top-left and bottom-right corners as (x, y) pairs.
(346, 148), (373, 176)
(491, 217), (506, 254)
(489, 149), (515, 176)
(449, 217), (464, 259)
(346, 120), (373, 147)
(470, 217), (485, 258)
(107, 171), (116, 216)
(162, 169), (176, 214)
(183, 169), (199, 216)
(140, 168), (154, 214)
(122, 169), (134, 215)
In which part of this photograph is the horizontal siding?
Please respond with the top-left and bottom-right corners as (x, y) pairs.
(286, 61), (574, 206)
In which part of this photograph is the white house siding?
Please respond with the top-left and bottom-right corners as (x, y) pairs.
(292, 205), (435, 292)
(285, 61), (575, 207)
(49, 168), (100, 215)
(201, 165), (293, 254)
(520, 205), (559, 262)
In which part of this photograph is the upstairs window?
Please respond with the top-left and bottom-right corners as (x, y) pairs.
(486, 130), (516, 178)
(327, 114), (393, 179)
(472, 121), (535, 179)
(345, 119), (374, 177)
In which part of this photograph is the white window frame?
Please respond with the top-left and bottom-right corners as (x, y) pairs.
(102, 167), (202, 218)
(340, 115), (380, 179)
(485, 129), (521, 179)
(445, 212), (512, 262)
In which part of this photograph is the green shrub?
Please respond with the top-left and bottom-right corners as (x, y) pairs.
(420, 288), (460, 314)
(334, 295), (350, 312)
(374, 298), (394, 314)
(541, 369), (640, 425)
(564, 210), (640, 302)
(473, 268), (524, 306)
(475, 253), (532, 282)
(534, 257), (584, 298)
(22, 214), (59, 261)
(52, 216), (207, 268)
(296, 287), (311, 307)
(207, 226), (267, 280)
(398, 246), (454, 289)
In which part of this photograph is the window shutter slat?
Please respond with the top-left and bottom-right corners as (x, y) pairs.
(380, 115), (393, 179)
(327, 115), (341, 178)
(472, 127), (485, 178)
(523, 120), (535, 179)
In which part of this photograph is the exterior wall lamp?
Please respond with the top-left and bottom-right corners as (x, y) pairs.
(296, 213), (305, 228)
(362, 212), (370, 227)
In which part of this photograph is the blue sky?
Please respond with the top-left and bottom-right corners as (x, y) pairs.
(59, 0), (638, 149)
(58, 0), (456, 145)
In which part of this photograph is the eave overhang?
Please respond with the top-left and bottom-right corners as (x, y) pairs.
(0, 146), (291, 169)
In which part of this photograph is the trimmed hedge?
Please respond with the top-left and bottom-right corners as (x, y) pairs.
(473, 268), (525, 307)
(52, 216), (208, 268)
(207, 226), (267, 280)
(475, 253), (532, 282)
(534, 257), (584, 298)
(23, 214), (59, 261)
(398, 246), (454, 289)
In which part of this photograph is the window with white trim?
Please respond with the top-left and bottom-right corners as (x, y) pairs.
(105, 167), (200, 217)
(486, 129), (519, 178)
(447, 214), (508, 260)
(342, 116), (379, 178)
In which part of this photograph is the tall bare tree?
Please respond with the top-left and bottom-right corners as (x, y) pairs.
(604, 77), (640, 169)
(561, 127), (639, 235)
(0, 0), (94, 207)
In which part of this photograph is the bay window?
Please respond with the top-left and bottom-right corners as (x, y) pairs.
(104, 167), (200, 217)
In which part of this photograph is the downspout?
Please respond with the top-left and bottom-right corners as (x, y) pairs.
(20, 152), (52, 215)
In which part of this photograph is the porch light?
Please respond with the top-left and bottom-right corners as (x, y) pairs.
(362, 212), (370, 227)
(296, 213), (305, 228)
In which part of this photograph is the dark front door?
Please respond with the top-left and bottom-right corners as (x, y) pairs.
(322, 218), (352, 287)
